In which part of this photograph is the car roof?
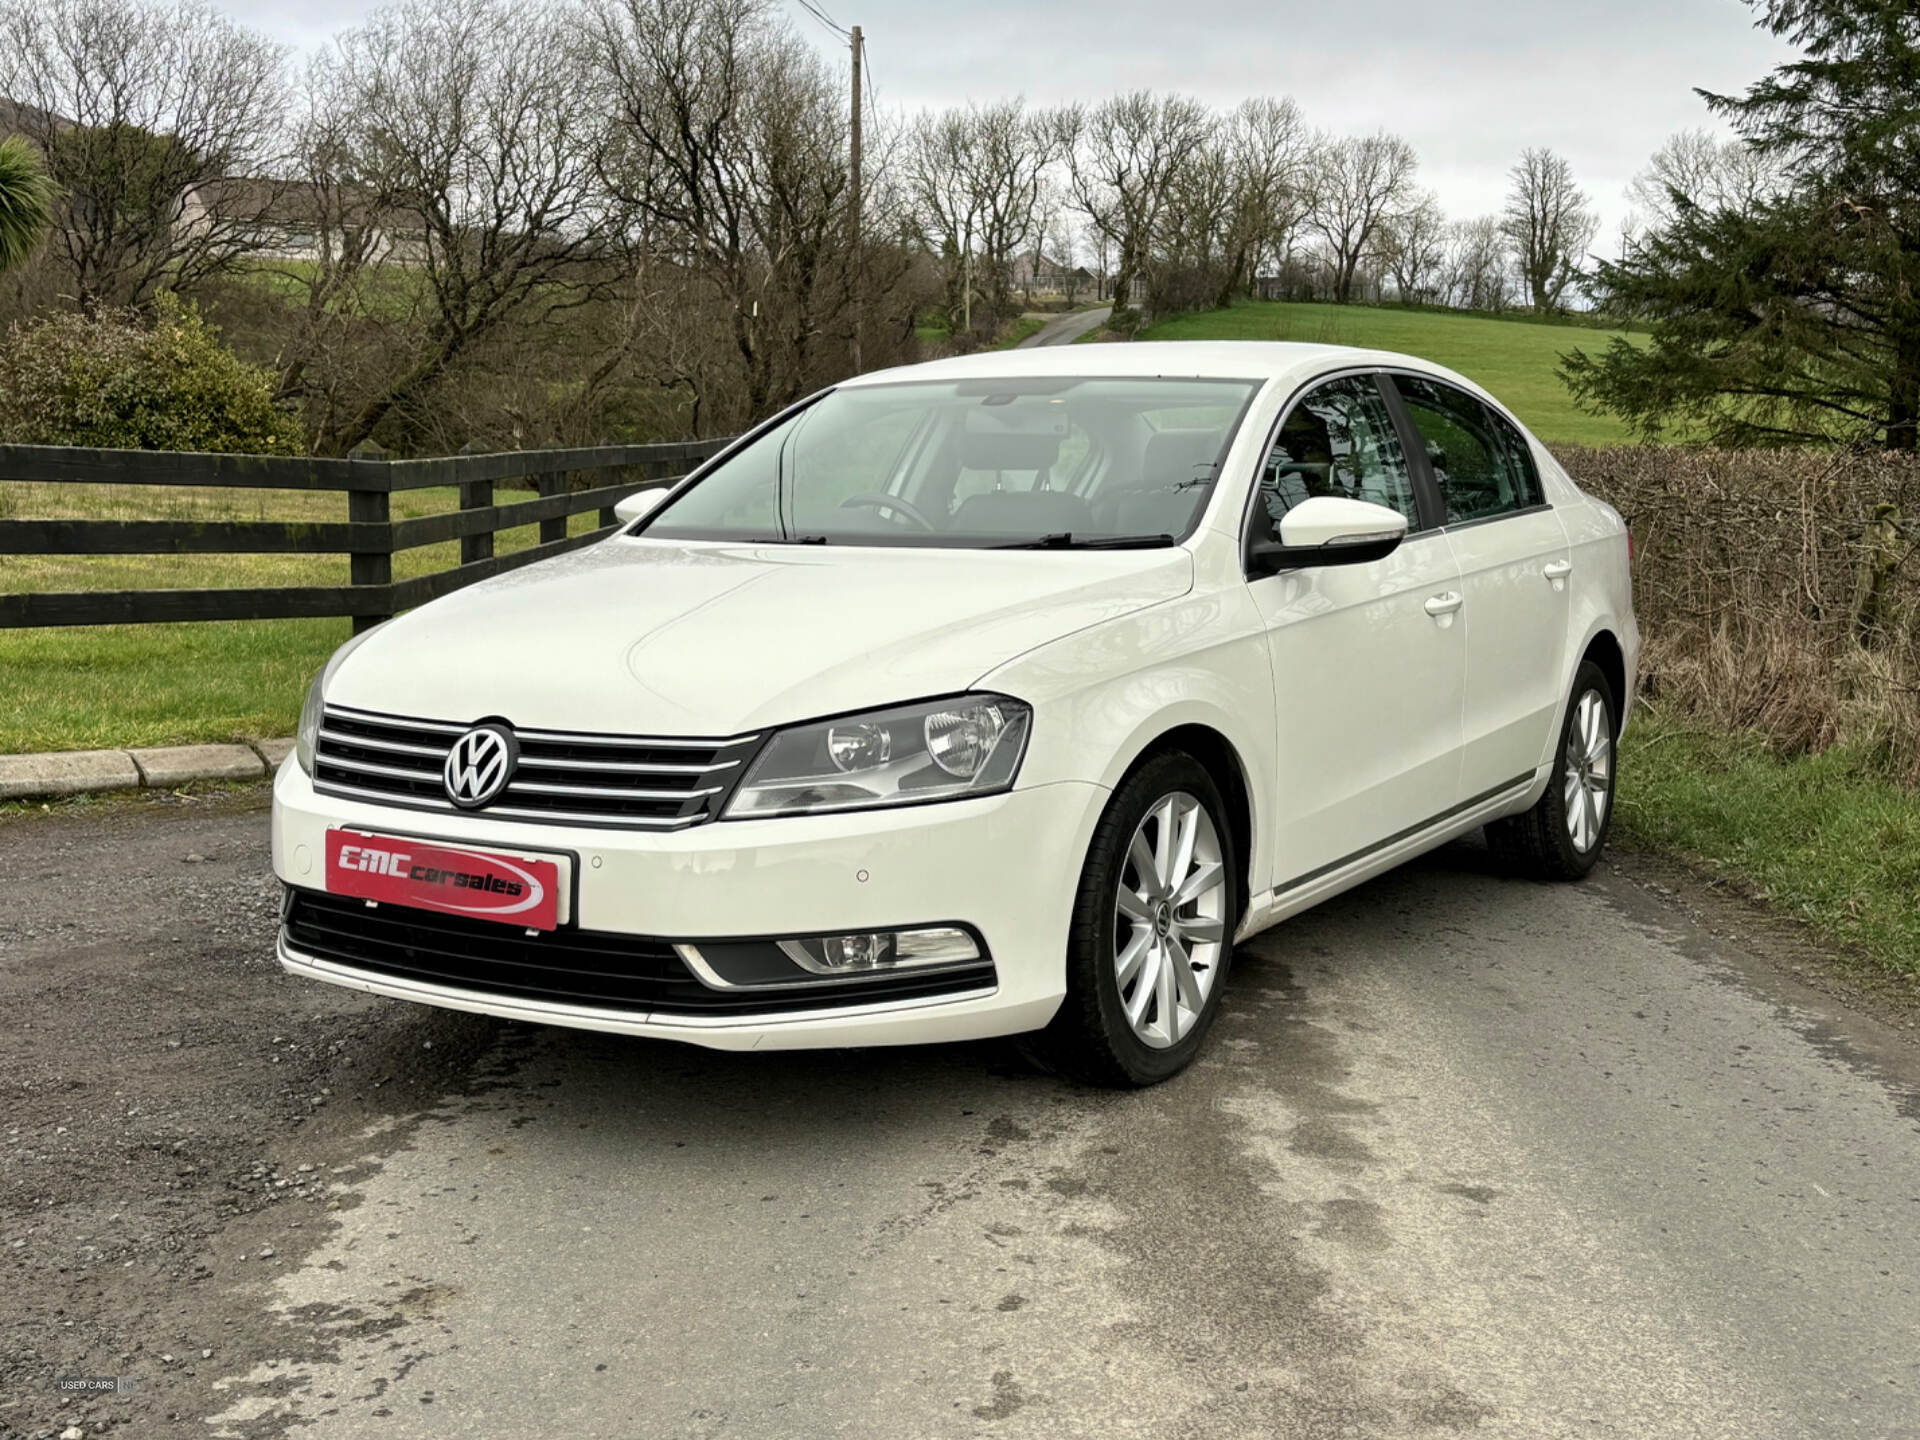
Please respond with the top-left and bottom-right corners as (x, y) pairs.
(842, 340), (1479, 396)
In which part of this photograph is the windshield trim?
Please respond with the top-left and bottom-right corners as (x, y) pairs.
(635, 375), (1263, 551)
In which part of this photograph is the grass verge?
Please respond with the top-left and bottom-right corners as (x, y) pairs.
(1617, 713), (1920, 976)
(0, 481), (612, 754)
(0, 618), (342, 753)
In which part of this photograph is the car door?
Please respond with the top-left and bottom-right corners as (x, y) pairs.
(1385, 373), (1572, 800)
(1246, 372), (1467, 893)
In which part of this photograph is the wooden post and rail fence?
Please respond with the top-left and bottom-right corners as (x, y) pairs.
(0, 438), (733, 633)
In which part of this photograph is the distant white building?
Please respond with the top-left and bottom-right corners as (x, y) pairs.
(1009, 250), (1097, 299)
(175, 177), (427, 267)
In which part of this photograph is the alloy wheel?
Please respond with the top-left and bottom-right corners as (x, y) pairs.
(1563, 690), (1613, 853)
(1113, 791), (1229, 1050)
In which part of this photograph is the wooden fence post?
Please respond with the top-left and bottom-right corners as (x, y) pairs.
(347, 440), (392, 634)
(598, 441), (621, 528)
(537, 439), (567, 546)
(458, 440), (493, 567)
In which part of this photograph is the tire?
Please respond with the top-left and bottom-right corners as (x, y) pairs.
(1487, 659), (1618, 881)
(1033, 751), (1240, 1087)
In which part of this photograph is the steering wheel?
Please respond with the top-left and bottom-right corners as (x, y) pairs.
(839, 493), (938, 532)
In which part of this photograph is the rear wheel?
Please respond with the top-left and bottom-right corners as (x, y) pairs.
(1034, 752), (1239, 1087)
(1488, 659), (1617, 881)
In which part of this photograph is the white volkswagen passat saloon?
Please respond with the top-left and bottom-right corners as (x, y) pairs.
(273, 343), (1637, 1085)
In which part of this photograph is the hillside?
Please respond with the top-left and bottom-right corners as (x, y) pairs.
(1125, 301), (1640, 447)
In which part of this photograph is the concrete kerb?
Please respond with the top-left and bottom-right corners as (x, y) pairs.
(0, 739), (294, 803)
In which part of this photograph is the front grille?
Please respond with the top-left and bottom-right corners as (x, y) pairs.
(314, 705), (760, 830)
(282, 889), (995, 1017)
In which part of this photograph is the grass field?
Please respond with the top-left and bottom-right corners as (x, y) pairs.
(0, 483), (611, 754)
(1617, 715), (1920, 976)
(1121, 301), (1639, 447)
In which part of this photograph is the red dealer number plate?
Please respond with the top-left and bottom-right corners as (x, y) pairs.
(324, 831), (562, 931)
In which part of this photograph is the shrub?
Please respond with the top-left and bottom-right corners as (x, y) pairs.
(1557, 445), (1920, 785)
(0, 297), (305, 454)
(0, 136), (54, 274)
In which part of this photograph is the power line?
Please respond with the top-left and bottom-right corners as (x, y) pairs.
(794, 0), (848, 38)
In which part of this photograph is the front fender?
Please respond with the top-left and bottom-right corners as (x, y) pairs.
(981, 582), (1278, 895)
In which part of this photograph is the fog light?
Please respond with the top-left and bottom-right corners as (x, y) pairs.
(778, 926), (980, 976)
(827, 932), (892, 970)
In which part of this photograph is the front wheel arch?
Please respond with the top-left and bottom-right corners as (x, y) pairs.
(1110, 723), (1254, 936)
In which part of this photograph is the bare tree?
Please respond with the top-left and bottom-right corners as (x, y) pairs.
(1624, 128), (1783, 239)
(1211, 96), (1310, 307)
(1058, 91), (1213, 321)
(1305, 130), (1416, 305)
(0, 0), (288, 308)
(1151, 127), (1236, 315)
(1382, 190), (1447, 305)
(905, 100), (1053, 336)
(1444, 215), (1513, 312)
(906, 108), (981, 332)
(307, 0), (614, 452)
(592, 0), (872, 423)
(1043, 200), (1087, 305)
(1501, 147), (1597, 312)
(963, 101), (1054, 329)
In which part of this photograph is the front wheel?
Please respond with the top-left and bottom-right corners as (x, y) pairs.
(1033, 752), (1239, 1087)
(1487, 659), (1618, 881)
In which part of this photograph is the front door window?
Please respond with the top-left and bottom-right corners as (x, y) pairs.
(1255, 376), (1421, 539)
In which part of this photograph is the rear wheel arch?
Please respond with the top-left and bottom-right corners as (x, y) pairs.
(1580, 630), (1627, 732)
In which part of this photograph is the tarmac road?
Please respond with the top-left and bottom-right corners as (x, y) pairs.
(3, 790), (1918, 1440)
(1016, 306), (1112, 347)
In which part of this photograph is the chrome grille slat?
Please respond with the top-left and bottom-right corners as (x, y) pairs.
(507, 780), (722, 801)
(326, 706), (468, 735)
(314, 705), (752, 829)
(317, 727), (445, 759)
(320, 753), (445, 783)
(514, 755), (731, 776)
(515, 728), (748, 749)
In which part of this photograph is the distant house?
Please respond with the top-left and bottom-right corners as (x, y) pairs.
(175, 177), (427, 267)
(4, 94), (431, 271)
(1010, 250), (1096, 298)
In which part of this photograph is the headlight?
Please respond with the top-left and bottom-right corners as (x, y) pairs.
(724, 694), (1031, 818)
(294, 625), (385, 775)
(295, 668), (326, 773)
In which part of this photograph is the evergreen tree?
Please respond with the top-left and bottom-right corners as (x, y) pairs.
(1565, 1), (1920, 449)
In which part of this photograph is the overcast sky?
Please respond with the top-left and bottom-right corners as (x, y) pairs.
(221, 0), (1797, 251)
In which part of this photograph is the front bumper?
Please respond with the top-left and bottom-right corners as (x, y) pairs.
(271, 758), (1106, 1050)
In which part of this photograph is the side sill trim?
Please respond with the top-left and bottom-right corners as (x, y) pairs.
(1272, 772), (1536, 898)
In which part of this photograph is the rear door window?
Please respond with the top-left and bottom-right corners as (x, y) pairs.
(1389, 376), (1543, 525)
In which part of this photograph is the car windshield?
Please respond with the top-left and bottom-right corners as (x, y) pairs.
(641, 376), (1261, 549)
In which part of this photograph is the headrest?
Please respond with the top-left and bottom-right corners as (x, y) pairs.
(957, 427), (1062, 473)
(957, 408), (1068, 473)
(1142, 429), (1222, 488)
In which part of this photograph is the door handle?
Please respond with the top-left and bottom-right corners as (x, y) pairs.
(1543, 560), (1574, 581)
(1423, 592), (1464, 617)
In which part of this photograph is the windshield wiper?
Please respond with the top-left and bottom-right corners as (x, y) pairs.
(994, 532), (1178, 551)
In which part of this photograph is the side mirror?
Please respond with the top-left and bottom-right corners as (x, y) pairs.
(613, 487), (670, 527)
(1248, 495), (1408, 575)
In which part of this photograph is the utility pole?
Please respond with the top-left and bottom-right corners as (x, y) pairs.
(848, 24), (864, 374)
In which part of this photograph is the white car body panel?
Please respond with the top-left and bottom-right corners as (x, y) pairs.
(273, 341), (1639, 1053)
(326, 538), (1193, 738)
